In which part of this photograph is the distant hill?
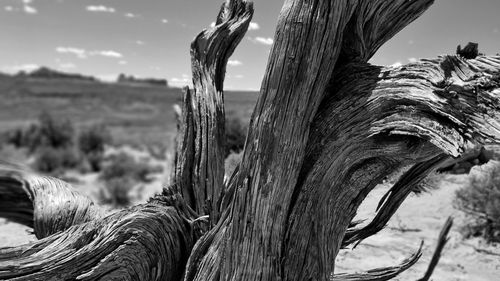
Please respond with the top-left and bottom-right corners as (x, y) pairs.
(18, 67), (97, 82)
(117, 74), (168, 87)
(0, 68), (259, 147)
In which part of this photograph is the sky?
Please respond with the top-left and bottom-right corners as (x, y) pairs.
(0, 0), (499, 90)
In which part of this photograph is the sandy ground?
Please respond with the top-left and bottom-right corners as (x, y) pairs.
(336, 174), (500, 280)
(0, 173), (499, 280)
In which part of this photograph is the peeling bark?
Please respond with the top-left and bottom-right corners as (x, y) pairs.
(2, 0), (500, 281)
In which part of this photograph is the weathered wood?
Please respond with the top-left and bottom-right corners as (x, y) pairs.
(0, 190), (197, 281)
(0, 164), (103, 239)
(342, 155), (449, 248)
(284, 54), (500, 278)
(331, 243), (423, 281)
(183, 1), (449, 281)
(173, 0), (253, 224)
(2, 1), (500, 281)
(417, 217), (453, 281)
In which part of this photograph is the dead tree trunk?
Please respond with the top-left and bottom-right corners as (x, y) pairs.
(1, 0), (500, 280)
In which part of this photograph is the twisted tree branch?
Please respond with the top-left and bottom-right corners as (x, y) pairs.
(0, 164), (103, 239)
(173, 0), (253, 224)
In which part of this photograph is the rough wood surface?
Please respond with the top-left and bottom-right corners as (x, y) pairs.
(2, 0), (500, 280)
(0, 191), (197, 281)
(0, 164), (103, 239)
(172, 0), (253, 224)
(417, 217), (454, 281)
(331, 243), (423, 281)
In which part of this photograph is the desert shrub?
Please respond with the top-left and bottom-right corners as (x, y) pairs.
(98, 152), (160, 207)
(225, 115), (247, 157)
(4, 112), (74, 153)
(97, 177), (135, 207)
(30, 111), (74, 151)
(455, 161), (500, 242)
(78, 124), (112, 172)
(33, 146), (80, 175)
(100, 152), (157, 183)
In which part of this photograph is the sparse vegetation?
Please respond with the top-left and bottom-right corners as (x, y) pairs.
(78, 124), (112, 172)
(225, 113), (248, 157)
(33, 146), (80, 175)
(455, 161), (500, 243)
(97, 152), (161, 207)
(4, 111), (74, 153)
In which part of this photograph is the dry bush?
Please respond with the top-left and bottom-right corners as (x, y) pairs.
(455, 161), (500, 242)
(225, 113), (247, 157)
(33, 146), (80, 176)
(77, 124), (112, 172)
(97, 152), (161, 207)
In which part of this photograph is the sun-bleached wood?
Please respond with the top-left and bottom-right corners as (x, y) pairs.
(1, 0), (500, 280)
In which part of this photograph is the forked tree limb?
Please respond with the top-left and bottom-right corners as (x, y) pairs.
(0, 164), (103, 239)
(184, 1), (445, 281)
(2, 0), (500, 280)
(173, 0), (253, 224)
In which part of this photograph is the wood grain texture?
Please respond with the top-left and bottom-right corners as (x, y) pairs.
(331, 243), (423, 281)
(3, 0), (500, 280)
(283, 55), (500, 279)
(173, 0), (253, 224)
(0, 191), (197, 281)
(417, 217), (454, 281)
(0, 164), (103, 239)
(184, 1), (442, 281)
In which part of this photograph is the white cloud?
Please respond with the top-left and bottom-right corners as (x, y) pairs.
(94, 50), (122, 58)
(56, 47), (123, 59)
(56, 47), (87, 58)
(86, 5), (115, 13)
(234, 74), (244, 79)
(251, 37), (274, 46)
(228, 60), (242, 66)
(118, 60), (128, 65)
(135, 40), (145, 45)
(5, 1), (37, 14)
(391, 61), (403, 68)
(1, 63), (40, 73)
(161, 19), (169, 24)
(408, 58), (417, 63)
(23, 5), (37, 14)
(124, 12), (139, 18)
(248, 22), (260, 30)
